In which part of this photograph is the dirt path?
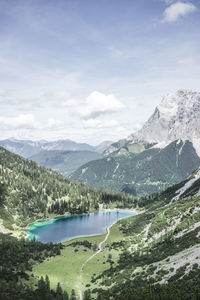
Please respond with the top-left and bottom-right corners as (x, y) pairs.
(77, 224), (112, 300)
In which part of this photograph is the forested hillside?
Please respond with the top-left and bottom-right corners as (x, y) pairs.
(0, 233), (71, 300)
(29, 149), (101, 177)
(0, 146), (135, 233)
(70, 140), (200, 196)
(1, 146), (200, 299)
(82, 169), (200, 299)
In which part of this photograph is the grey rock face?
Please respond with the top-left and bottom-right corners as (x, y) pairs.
(106, 90), (200, 156)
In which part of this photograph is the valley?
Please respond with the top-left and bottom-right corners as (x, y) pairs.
(31, 180), (200, 299)
(1, 0), (200, 298)
(29, 150), (102, 177)
(1, 145), (200, 299)
(1, 90), (200, 299)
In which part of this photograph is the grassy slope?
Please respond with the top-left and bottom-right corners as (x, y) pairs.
(33, 235), (105, 294)
(33, 223), (127, 296)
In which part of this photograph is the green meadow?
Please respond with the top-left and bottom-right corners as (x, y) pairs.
(33, 222), (125, 296)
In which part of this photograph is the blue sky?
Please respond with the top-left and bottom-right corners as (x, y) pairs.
(0, 0), (199, 144)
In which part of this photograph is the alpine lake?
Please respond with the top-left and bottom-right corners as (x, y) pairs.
(27, 210), (135, 243)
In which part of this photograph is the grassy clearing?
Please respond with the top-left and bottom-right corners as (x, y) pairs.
(33, 222), (126, 296)
(81, 223), (126, 292)
(33, 234), (105, 295)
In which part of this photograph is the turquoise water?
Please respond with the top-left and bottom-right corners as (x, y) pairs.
(27, 210), (134, 244)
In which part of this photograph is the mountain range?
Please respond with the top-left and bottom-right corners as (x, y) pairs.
(29, 150), (102, 177)
(70, 90), (200, 196)
(1, 88), (200, 299)
(0, 138), (112, 158)
(0, 139), (112, 177)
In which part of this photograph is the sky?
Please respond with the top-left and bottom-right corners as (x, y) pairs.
(0, 0), (200, 145)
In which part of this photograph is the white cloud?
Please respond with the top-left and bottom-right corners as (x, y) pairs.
(0, 114), (38, 130)
(44, 90), (80, 108)
(45, 90), (70, 103)
(163, 2), (197, 23)
(0, 114), (62, 131)
(83, 118), (119, 129)
(80, 91), (125, 119)
(44, 118), (63, 130)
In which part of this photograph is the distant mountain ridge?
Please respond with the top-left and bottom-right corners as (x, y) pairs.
(30, 150), (102, 177)
(0, 138), (113, 158)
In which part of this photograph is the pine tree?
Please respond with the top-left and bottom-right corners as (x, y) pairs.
(70, 289), (76, 300)
(83, 289), (91, 300)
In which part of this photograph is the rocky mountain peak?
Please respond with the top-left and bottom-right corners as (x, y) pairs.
(106, 90), (200, 156)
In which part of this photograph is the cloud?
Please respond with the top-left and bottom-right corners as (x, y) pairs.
(80, 91), (125, 119)
(45, 90), (70, 103)
(163, 2), (197, 23)
(44, 90), (80, 108)
(44, 118), (63, 130)
(83, 118), (119, 129)
(0, 114), (62, 131)
(0, 114), (38, 130)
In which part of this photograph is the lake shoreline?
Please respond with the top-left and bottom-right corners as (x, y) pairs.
(26, 206), (140, 232)
(26, 209), (136, 243)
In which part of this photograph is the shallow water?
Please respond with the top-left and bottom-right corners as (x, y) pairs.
(27, 210), (134, 243)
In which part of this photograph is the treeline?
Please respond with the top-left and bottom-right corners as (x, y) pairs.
(93, 273), (200, 300)
(0, 233), (72, 300)
(48, 198), (98, 215)
(0, 146), (135, 228)
(48, 191), (136, 215)
(0, 233), (63, 282)
(86, 260), (200, 300)
(1, 275), (70, 300)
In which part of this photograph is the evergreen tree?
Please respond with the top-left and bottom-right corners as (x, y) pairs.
(0, 182), (7, 205)
(83, 289), (91, 300)
(70, 289), (76, 300)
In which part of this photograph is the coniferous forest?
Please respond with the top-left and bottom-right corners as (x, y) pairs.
(0, 146), (135, 230)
